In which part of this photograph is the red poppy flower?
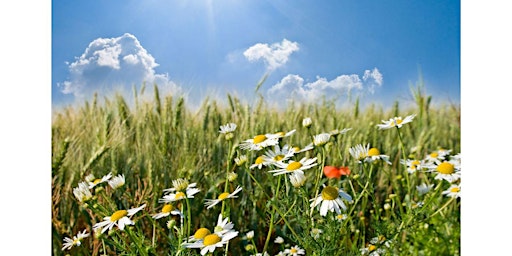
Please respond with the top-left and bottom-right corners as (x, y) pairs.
(323, 166), (350, 179)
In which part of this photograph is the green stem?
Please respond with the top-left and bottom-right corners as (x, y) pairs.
(310, 147), (326, 221)
(185, 197), (192, 240)
(263, 175), (282, 253)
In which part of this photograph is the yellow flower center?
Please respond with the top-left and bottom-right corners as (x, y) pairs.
(437, 162), (455, 174)
(293, 146), (300, 152)
(276, 131), (285, 137)
(395, 118), (403, 125)
(430, 152), (439, 158)
(290, 248), (298, 253)
(274, 154), (284, 161)
(110, 210), (128, 222)
(369, 245), (377, 252)
(203, 234), (221, 246)
(162, 204), (173, 213)
(193, 228), (211, 239)
(253, 135), (267, 144)
(368, 148), (380, 156)
(218, 192), (230, 200)
(450, 187), (460, 193)
(93, 179), (102, 184)
(255, 156), (264, 164)
(321, 186), (339, 200)
(286, 161), (302, 171)
(175, 192), (186, 200)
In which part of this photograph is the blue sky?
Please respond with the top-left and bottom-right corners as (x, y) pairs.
(52, 0), (460, 109)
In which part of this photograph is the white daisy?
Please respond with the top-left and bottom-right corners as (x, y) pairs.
(204, 186), (243, 209)
(219, 123), (237, 134)
(313, 133), (331, 146)
(261, 144), (295, 166)
(62, 229), (89, 250)
(274, 236), (284, 244)
(187, 227), (212, 243)
(88, 172), (113, 189)
(376, 114), (416, 130)
(310, 185), (353, 216)
(291, 143), (314, 154)
(93, 204), (146, 234)
(159, 188), (200, 203)
(239, 134), (280, 151)
(442, 184), (461, 198)
(330, 127), (352, 137)
(235, 155), (248, 166)
(269, 157), (318, 176)
(268, 129), (296, 140)
(152, 204), (182, 219)
(108, 174), (125, 189)
(184, 230), (239, 255)
(416, 183), (434, 196)
(360, 235), (392, 255)
(284, 245), (305, 256)
(366, 147), (391, 164)
(302, 117), (312, 128)
(349, 144), (390, 164)
(214, 214), (235, 236)
(250, 155), (269, 170)
(429, 160), (461, 183)
(163, 178), (198, 194)
(311, 228), (323, 239)
(289, 171), (307, 188)
(336, 213), (348, 222)
(401, 159), (427, 174)
(424, 148), (452, 165)
(245, 230), (254, 240)
(73, 181), (93, 203)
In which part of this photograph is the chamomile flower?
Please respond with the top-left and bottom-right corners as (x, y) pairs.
(442, 184), (461, 198)
(108, 174), (125, 189)
(289, 171), (307, 188)
(73, 182), (93, 203)
(284, 245), (305, 256)
(62, 229), (89, 250)
(239, 134), (280, 151)
(159, 187), (200, 203)
(261, 144), (295, 166)
(366, 147), (391, 164)
(310, 185), (353, 216)
(416, 183), (434, 196)
(329, 127), (352, 137)
(429, 160), (461, 183)
(204, 186), (243, 209)
(250, 156), (267, 170)
(152, 204), (182, 219)
(401, 159), (427, 174)
(311, 228), (323, 239)
(184, 230), (239, 255)
(274, 236), (284, 244)
(188, 227), (212, 242)
(268, 129), (296, 140)
(88, 172), (112, 189)
(376, 114), (416, 130)
(361, 235), (391, 255)
(349, 144), (390, 164)
(291, 143), (314, 154)
(245, 230), (254, 240)
(213, 214), (235, 236)
(424, 148), (452, 165)
(163, 178), (198, 194)
(313, 133), (331, 146)
(269, 157), (318, 176)
(93, 204), (146, 233)
(336, 213), (348, 222)
(235, 155), (248, 166)
(219, 123), (237, 134)
(302, 117), (312, 128)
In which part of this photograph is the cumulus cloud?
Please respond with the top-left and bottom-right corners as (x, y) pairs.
(58, 33), (182, 100)
(243, 39), (299, 71)
(267, 68), (383, 105)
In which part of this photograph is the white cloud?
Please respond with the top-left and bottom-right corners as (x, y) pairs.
(267, 68), (383, 105)
(58, 33), (182, 101)
(243, 39), (299, 71)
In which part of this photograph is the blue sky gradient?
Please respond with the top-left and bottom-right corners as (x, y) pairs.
(52, 0), (460, 109)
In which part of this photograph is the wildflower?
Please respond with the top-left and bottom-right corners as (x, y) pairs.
(152, 204), (182, 219)
(214, 214), (235, 235)
(376, 114), (416, 130)
(246, 230), (254, 240)
(274, 236), (284, 244)
(188, 227), (212, 242)
(349, 144), (390, 164)
(235, 155), (248, 166)
(310, 185), (353, 216)
(62, 229), (89, 250)
(227, 172), (238, 182)
(73, 182), (93, 203)
(93, 204), (146, 233)
(163, 178), (198, 194)
(329, 127), (352, 137)
(291, 143), (314, 154)
(366, 147), (391, 164)
(361, 235), (391, 255)
(261, 144), (295, 166)
(424, 148), (452, 165)
(204, 186), (243, 209)
(219, 123), (237, 140)
(87, 172), (112, 189)
(250, 155), (268, 170)
(275, 251), (286, 256)
(239, 134), (280, 151)
(311, 228), (323, 239)
(401, 159), (426, 174)
(159, 187), (200, 203)
(429, 160), (461, 183)
(442, 184), (461, 198)
(313, 133), (331, 146)
(184, 229), (239, 255)
(284, 245), (305, 256)
(289, 171), (306, 188)
(269, 157), (318, 176)
(269, 129), (296, 140)
(84, 173), (95, 183)
(108, 174), (125, 189)
(323, 166), (350, 179)
(416, 183), (434, 196)
(335, 213), (347, 222)
(302, 117), (312, 128)
(219, 123), (237, 134)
